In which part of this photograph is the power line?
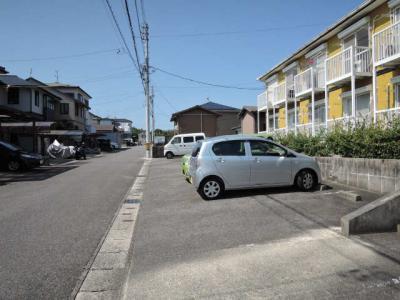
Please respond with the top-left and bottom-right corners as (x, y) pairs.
(123, 0), (144, 80)
(151, 66), (263, 91)
(2, 48), (122, 62)
(150, 22), (333, 38)
(103, 0), (142, 79)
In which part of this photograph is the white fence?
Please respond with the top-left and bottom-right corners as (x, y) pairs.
(374, 21), (400, 66)
(257, 91), (268, 109)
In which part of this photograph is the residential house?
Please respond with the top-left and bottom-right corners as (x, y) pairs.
(0, 74), (61, 152)
(238, 106), (264, 134)
(257, 0), (400, 136)
(46, 82), (91, 131)
(113, 118), (133, 141)
(171, 101), (240, 137)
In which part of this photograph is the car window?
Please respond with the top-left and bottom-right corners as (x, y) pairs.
(250, 140), (286, 157)
(183, 136), (194, 143)
(171, 137), (181, 144)
(195, 136), (204, 141)
(0, 141), (22, 151)
(212, 140), (246, 156)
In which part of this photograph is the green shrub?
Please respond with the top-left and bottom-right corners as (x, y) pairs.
(275, 117), (400, 159)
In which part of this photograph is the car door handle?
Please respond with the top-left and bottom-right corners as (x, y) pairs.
(217, 158), (225, 163)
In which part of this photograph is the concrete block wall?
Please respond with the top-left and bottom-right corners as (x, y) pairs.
(316, 157), (400, 195)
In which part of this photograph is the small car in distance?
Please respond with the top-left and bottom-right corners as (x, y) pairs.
(189, 135), (321, 200)
(164, 133), (205, 159)
(0, 140), (43, 171)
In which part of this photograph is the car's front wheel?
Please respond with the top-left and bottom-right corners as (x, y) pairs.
(296, 170), (316, 191)
(8, 160), (21, 171)
(199, 177), (224, 200)
(165, 152), (174, 159)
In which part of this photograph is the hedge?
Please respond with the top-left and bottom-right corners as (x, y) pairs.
(275, 118), (400, 159)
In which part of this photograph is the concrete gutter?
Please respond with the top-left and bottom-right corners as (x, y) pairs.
(74, 158), (151, 299)
(341, 190), (400, 236)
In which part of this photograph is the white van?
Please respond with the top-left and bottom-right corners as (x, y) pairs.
(164, 133), (206, 159)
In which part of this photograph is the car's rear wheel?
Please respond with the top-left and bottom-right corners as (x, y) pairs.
(8, 160), (21, 171)
(296, 170), (316, 191)
(166, 152), (174, 159)
(199, 177), (224, 200)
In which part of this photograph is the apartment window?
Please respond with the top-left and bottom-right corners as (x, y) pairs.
(288, 110), (295, 127)
(308, 103), (312, 123)
(34, 91), (40, 107)
(342, 27), (369, 50)
(78, 94), (83, 102)
(315, 104), (326, 124)
(7, 88), (19, 104)
(342, 97), (352, 117)
(75, 103), (79, 116)
(60, 103), (69, 114)
(355, 93), (370, 117)
(393, 6), (400, 23)
(268, 117), (274, 130)
(395, 84), (400, 108)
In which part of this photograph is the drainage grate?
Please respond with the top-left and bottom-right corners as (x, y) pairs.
(125, 199), (141, 204)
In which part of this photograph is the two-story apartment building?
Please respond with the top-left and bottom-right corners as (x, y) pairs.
(257, 0), (400, 135)
(46, 83), (91, 131)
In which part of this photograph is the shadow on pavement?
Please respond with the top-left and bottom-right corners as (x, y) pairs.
(0, 165), (79, 186)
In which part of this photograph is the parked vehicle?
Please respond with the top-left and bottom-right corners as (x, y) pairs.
(74, 146), (86, 160)
(181, 154), (191, 183)
(97, 139), (113, 152)
(0, 140), (43, 171)
(189, 135), (321, 200)
(164, 133), (205, 159)
(110, 142), (120, 150)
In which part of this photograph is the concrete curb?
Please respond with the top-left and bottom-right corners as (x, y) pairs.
(74, 158), (151, 300)
(341, 190), (400, 236)
(337, 190), (362, 202)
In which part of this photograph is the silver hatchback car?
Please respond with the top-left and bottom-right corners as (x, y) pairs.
(189, 135), (321, 200)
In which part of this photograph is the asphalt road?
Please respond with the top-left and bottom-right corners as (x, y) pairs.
(124, 158), (400, 299)
(0, 147), (144, 299)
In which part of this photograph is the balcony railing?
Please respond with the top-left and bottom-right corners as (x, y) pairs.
(325, 46), (371, 85)
(296, 123), (312, 135)
(273, 82), (294, 105)
(373, 21), (400, 66)
(294, 67), (325, 97)
(376, 107), (400, 123)
(257, 91), (268, 109)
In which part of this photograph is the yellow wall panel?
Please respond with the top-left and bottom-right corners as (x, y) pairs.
(278, 107), (286, 128)
(329, 88), (344, 119)
(327, 36), (342, 57)
(370, 3), (390, 33)
(298, 99), (310, 124)
(376, 70), (400, 110)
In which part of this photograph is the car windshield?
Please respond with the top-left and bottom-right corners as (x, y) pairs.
(0, 140), (22, 151)
(191, 141), (203, 157)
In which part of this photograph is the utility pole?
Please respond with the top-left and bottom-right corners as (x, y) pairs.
(142, 23), (151, 158)
(151, 86), (155, 143)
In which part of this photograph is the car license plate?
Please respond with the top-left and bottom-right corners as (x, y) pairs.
(40, 159), (44, 164)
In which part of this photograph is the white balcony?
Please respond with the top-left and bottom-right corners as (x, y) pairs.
(373, 22), (400, 66)
(325, 46), (371, 86)
(273, 82), (294, 106)
(257, 91), (268, 110)
(294, 67), (325, 98)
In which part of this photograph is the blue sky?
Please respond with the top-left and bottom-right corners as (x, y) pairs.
(0, 0), (364, 129)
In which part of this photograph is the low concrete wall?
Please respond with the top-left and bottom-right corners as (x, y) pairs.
(341, 191), (400, 236)
(316, 156), (400, 195)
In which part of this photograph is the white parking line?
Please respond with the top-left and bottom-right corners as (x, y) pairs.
(74, 158), (151, 299)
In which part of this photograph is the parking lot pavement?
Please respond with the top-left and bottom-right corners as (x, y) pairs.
(123, 158), (400, 299)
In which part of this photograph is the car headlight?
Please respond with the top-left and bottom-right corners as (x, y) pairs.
(21, 154), (36, 159)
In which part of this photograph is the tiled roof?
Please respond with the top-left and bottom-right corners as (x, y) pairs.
(200, 101), (239, 111)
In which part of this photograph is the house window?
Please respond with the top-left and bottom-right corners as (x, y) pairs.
(395, 84), (400, 108)
(75, 103), (79, 116)
(78, 94), (83, 102)
(7, 88), (19, 104)
(34, 91), (40, 107)
(60, 103), (69, 115)
(342, 97), (352, 117)
(288, 110), (295, 127)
